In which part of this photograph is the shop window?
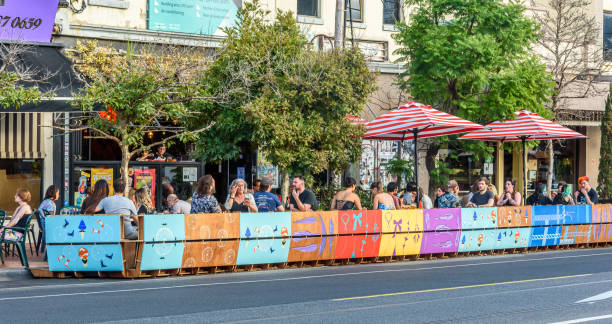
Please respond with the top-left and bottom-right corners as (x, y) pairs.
(605, 12), (612, 61)
(297, 0), (319, 17)
(383, 0), (401, 25)
(346, 0), (363, 22)
(0, 159), (42, 213)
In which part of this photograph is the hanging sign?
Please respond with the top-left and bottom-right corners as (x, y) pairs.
(0, 0), (59, 43)
(147, 0), (239, 36)
(134, 168), (156, 207)
(92, 168), (114, 196)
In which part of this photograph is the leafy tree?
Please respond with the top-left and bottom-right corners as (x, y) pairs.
(0, 42), (52, 108)
(393, 0), (554, 191)
(197, 1), (376, 200)
(598, 83), (612, 200)
(382, 156), (414, 187)
(66, 41), (218, 193)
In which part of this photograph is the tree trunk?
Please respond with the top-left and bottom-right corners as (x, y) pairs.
(280, 170), (290, 206)
(120, 145), (131, 196)
(546, 140), (554, 198)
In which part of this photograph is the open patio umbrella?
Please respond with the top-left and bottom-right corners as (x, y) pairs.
(459, 110), (586, 200)
(364, 102), (485, 203)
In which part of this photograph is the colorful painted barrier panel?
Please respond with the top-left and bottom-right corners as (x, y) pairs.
(338, 210), (382, 235)
(420, 230), (460, 254)
(423, 208), (461, 231)
(378, 232), (422, 257)
(46, 215), (122, 243)
(184, 213), (240, 240)
(458, 228), (529, 252)
(239, 212), (291, 239)
(236, 238), (290, 265)
(592, 204), (612, 224)
(497, 206), (531, 228)
(143, 214), (186, 242)
(140, 242), (185, 270)
(529, 226), (562, 247)
(291, 211), (338, 238)
(458, 230), (494, 252)
(559, 225), (592, 245)
(288, 236), (331, 262)
(461, 207), (497, 230)
(334, 233), (381, 259)
(591, 223), (612, 243)
(47, 244), (123, 271)
(381, 209), (423, 234)
(182, 240), (239, 268)
(531, 205), (591, 226)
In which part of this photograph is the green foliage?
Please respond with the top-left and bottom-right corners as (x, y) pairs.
(598, 83), (612, 200)
(198, 1), (376, 178)
(394, 0), (554, 158)
(0, 72), (44, 109)
(429, 159), (452, 188)
(382, 156), (414, 185)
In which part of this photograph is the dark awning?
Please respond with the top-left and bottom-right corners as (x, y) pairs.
(1, 42), (85, 112)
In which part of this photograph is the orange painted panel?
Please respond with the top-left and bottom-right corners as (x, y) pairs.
(181, 240), (239, 268)
(184, 213), (240, 240)
(497, 206), (531, 227)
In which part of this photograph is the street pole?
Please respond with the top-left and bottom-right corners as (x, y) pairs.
(334, 0), (344, 48)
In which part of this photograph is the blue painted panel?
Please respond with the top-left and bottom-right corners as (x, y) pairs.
(460, 207), (498, 230)
(239, 212), (291, 239)
(532, 205), (591, 226)
(140, 242), (185, 270)
(46, 215), (122, 243)
(459, 230), (494, 252)
(529, 226), (563, 247)
(236, 238), (290, 265)
(47, 244), (123, 271)
(143, 214), (185, 242)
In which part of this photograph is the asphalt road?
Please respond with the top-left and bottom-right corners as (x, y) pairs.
(3, 248), (612, 323)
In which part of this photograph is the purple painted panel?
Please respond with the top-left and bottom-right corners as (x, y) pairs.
(0, 0), (59, 42)
(420, 231), (460, 254)
(423, 208), (461, 231)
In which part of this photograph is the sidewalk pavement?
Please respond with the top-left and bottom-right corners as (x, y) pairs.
(0, 243), (47, 280)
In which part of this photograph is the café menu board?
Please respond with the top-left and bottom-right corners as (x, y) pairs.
(148, 0), (240, 36)
(0, 0), (59, 42)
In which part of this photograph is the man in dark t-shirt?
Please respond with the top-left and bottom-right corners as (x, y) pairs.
(574, 176), (598, 205)
(289, 176), (319, 211)
(467, 177), (495, 207)
(254, 178), (284, 212)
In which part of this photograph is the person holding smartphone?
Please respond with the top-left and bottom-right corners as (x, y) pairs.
(225, 178), (258, 213)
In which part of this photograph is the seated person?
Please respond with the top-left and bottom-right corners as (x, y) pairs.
(1, 189), (33, 241)
(526, 183), (553, 206)
(466, 177), (495, 207)
(553, 182), (575, 205)
(95, 179), (139, 240)
(138, 145), (173, 161)
(166, 194), (191, 214)
(438, 180), (460, 208)
(254, 178), (285, 212)
(574, 176), (598, 205)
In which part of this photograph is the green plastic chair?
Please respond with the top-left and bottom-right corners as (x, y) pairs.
(0, 213), (33, 268)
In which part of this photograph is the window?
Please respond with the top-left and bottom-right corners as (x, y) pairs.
(346, 0), (363, 22)
(604, 12), (612, 60)
(297, 0), (319, 17)
(383, 0), (401, 25)
(0, 159), (42, 213)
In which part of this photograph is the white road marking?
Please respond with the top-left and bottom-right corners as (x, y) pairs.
(549, 314), (612, 324)
(576, 290), (612, 303)
(3, 249), (612, 296)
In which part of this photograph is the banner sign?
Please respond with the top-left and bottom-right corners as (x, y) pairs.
(92, 168), (114, 196)
(0, 0), (59, 42)
(147, 0), (240, 36)
(134, 168), (156, 206)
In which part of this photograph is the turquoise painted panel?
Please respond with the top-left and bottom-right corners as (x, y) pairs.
(458, 228), (530, 252)
(532, 205), (591, 226)
(236, 238), (290, 265)
(46, 215), (122, 243)
(460, 207), (498, 230)
(458, 230), (494, 252)
(143, 214), (185, 242)
(140, 242), (185, 270)
(239, 212), (291, 239)
(47, 244), (123, 271)
(529, 226), (562, 247)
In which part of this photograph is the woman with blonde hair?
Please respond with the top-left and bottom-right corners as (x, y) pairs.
(130, 187), (155, 214)
(225, 178), (258, 213)
(1, 188), (33, 241)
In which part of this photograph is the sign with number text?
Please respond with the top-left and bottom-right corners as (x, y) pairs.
(0, 0), (59, 42)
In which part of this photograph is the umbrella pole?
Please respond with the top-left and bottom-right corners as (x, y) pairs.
(413, 129), (419, 206)
(522, 137), (527, 203)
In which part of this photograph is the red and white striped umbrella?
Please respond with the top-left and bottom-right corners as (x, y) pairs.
(458, 110), (586, 141)
(459, 109), (586, 200)
(364, 102), (484, 141)
(346, 114), (368, 125)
